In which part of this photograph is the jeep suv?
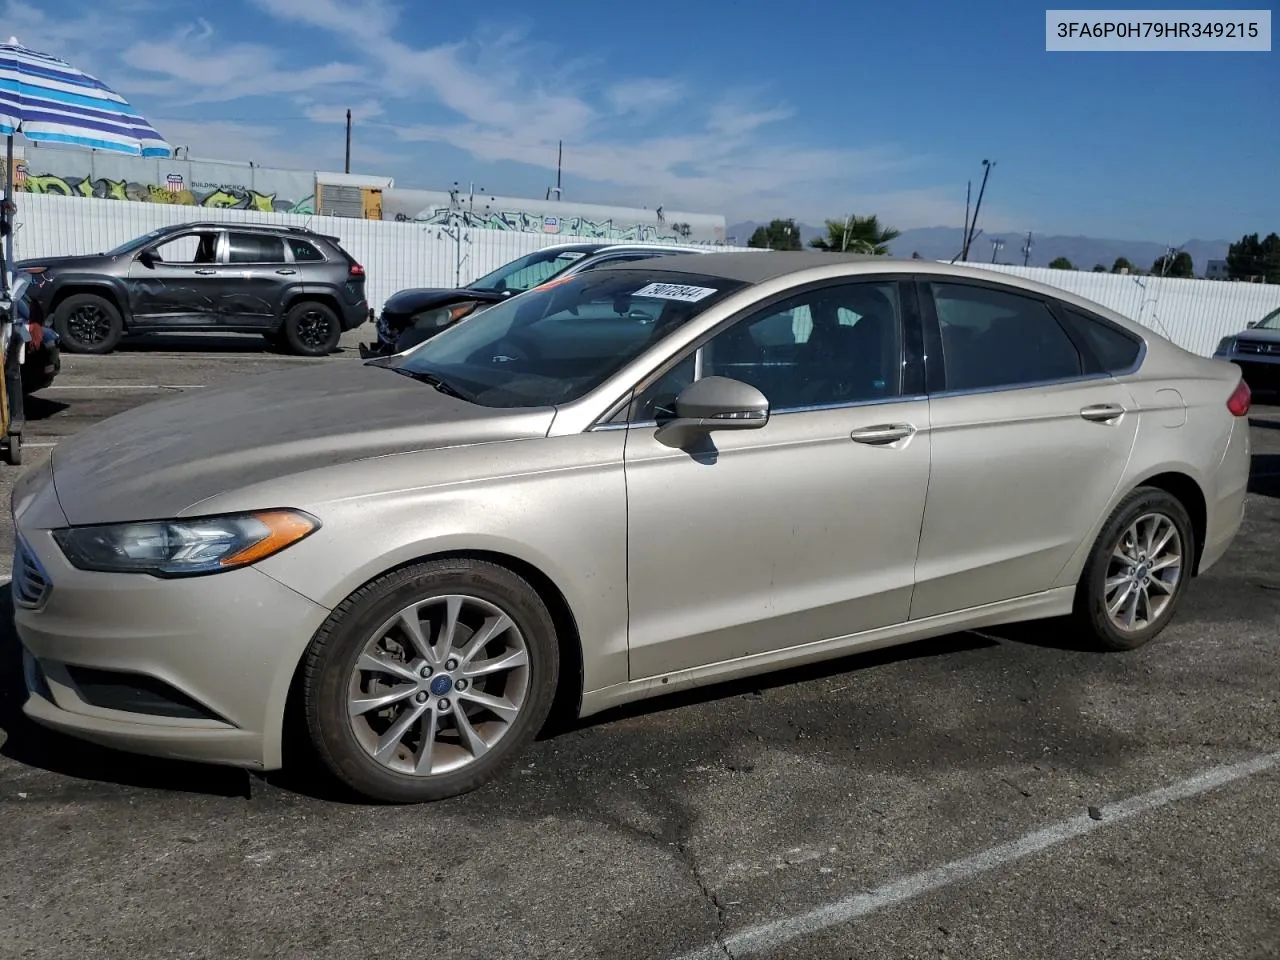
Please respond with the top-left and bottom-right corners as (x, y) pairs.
(17, 222), (371, 356)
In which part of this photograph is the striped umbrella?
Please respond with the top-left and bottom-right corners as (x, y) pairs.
(0, 37), (171, 156)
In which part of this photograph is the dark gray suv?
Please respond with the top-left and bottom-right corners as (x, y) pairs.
(16, 222), (371, 356)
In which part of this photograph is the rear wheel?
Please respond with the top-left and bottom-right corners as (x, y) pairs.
(301, 558), (560, 803)
(1071, 486), (1194, 651)
(282, 301), (340, 357)
(53, 293), (123, 354)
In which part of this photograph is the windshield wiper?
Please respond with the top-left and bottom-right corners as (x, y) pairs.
(391, 366), (468, 400)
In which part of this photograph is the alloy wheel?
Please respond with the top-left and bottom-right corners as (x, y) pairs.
(296, 309), (334, 349)
(346, 594), (531, 777)
(67, 304), (112, 346)
(1104, 511), (1183, 633)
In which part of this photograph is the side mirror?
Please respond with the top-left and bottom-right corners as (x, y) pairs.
(655, 376), (769, 446)
(1247, 320), (1259, 328)
(137, 248), (156, 267)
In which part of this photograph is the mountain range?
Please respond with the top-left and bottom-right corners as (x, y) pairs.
(725, 222), (1232, 276)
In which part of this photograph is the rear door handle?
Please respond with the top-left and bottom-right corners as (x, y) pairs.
(1080, 403), (1126, 422)
(851, 423), (915, 445)
(275, 268), (296, 275)
(194, 268), (217, 275)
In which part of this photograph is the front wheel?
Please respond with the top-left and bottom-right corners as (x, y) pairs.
(282, 301), (340, 357)
(301, 559), (560, 803)
(1071, 486), (1194, 651)
(53, 293), (124, 354)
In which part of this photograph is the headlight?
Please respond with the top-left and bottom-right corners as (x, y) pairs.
(52, 509), (319, 577)
(414, 301), (478, 330)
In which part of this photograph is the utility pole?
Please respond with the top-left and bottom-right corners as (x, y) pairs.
(963, 159), (994, 261)
(1022, 230), (1033, 266)
(960, 181), (971, 261)
(546, 140), (564, 200)
(990, 238), (1004, 263)
(344, 109), (352, 174)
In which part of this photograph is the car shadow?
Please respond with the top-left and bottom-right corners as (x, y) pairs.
(0, 585), (253, 799)
(116, 334), (353, 356)
(20, 394), (70, 420)
(1249, 453), (1280, 497)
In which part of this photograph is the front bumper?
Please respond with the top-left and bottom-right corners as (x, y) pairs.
(12, 505), (333, 771)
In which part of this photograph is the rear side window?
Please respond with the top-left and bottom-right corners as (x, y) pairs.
(930, 282), (1083, 391)
(1059, 306), (1142, 373)
(287, 239), (325, 262)
(227, 233), (286, 263)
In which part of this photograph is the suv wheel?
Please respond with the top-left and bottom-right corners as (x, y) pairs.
(53, 293), (124, 354)
(283, 301), (341, 357)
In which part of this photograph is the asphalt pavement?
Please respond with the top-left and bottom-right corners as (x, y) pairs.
(1, 331), (1278, 960)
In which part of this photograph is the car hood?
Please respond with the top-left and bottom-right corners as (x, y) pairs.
(381, 287), (505, 315)
(50, 361), (556, 525)
(16, 253), (119, 273)
(1235, 327), (1280, 342)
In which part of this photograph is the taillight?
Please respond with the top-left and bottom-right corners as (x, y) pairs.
(1227, 379), (1251, 417)
(349, 262), (365, 278)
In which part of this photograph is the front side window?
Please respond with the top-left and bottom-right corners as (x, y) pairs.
(1257, 307), (1280, 331)
(149, 231), (220, 264)
(631, 281), (904, 419)
(392, 269), (746, 408)
(930, 282), (1082, 391)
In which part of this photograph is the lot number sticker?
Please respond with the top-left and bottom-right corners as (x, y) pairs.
(633, 282), (719, 303)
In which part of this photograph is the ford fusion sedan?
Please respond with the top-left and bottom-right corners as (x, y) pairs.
(12, 252), (1251, 803)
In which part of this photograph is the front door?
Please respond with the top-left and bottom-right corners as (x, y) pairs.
(622, 279), (933, 679)
(125, 229), (227, 327)
(909, 278), (1141, 619)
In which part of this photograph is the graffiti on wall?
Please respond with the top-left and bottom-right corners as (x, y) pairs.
(397, 206), (705, 243)
(11, 166), (315, 213)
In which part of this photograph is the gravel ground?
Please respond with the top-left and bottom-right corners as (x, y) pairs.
(1, 332), (1277, 960)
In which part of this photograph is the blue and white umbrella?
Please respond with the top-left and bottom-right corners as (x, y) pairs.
(0, 37), (171, 156)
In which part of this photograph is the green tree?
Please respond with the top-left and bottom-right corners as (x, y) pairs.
(808, 214), (900, 255)
(1111, 256), (1135, 274)
(1048, 256), (1074, 270)
(1092, 264), (1107, 272)
(1151, 250), (1194, 278)
(1227, 232), (1280, 283)
(747, 218), (803, 251)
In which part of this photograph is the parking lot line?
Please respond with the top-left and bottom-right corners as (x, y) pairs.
(673, 749), (1280, 959)
(39, 384), (207, 391)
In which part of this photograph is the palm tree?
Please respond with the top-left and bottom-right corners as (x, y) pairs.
(809, 214), (901, 255)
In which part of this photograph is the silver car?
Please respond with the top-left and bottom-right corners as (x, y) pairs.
(1213, 304), (1280, 391)
(11, 252), (1252, 803)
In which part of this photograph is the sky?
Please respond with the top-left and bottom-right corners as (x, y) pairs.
(4, 0), (1277, 242)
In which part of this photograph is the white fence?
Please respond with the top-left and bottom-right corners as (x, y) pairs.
(7, 193), (749, 318)
(941, 261), (1280, 357)
(9, 193), (1280, 357)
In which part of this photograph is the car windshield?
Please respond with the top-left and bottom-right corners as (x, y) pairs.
(389, 269), (747, 408)
(1256, 308), (1280, 330)
(106, 229), (167, 257)
(468, 248), (596, 294)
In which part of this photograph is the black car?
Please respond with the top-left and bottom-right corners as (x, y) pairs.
(362, 241), (708, 356)
(17, 222), (371, 356)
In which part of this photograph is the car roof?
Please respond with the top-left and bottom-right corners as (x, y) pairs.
(160, 221), (327, 237)
(589, 243), (711, 255)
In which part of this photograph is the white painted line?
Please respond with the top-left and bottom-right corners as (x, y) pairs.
(673, 750), (1280, 959)
(39, 384), (206, 391)
(21, 442), (57, 448)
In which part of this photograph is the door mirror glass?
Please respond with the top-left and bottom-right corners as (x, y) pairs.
(655, 376), (769, 445)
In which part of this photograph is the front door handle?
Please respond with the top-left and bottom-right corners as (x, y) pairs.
(1080, 403), (1126, 423)
(194, 268), (217, 275)
(275, 268), (296, 275)
(851, 423), (915, 445)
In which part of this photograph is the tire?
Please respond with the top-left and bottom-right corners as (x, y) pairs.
(282, 301), (341, 357)
(301, 558), (560, 803)
(1071, 486), (1195, 651)
(52, 293), (124, 354)
(2, 434), (20, 466)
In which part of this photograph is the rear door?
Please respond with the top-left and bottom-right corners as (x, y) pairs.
(909, 277), (1141, 619)
(222, 232), (291, 327)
